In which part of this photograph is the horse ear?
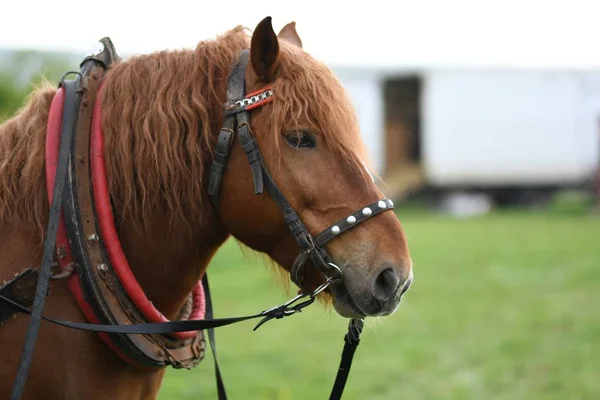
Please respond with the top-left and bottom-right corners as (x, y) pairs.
(278, 22), (303, 48)
(250, 16), (280, 82)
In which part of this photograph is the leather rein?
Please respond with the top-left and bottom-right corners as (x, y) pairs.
(1, 41), (395, 400)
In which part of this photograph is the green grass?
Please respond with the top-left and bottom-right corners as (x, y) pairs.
(158, 209), (600, 400)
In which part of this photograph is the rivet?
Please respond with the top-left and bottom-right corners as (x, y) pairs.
(88, 233), (99, 242)
(56, 246), (66, 259)
(346, 216), (356, 224)
(362, 207), (372, 216)
(97, 263), (108, 272)
(331, 225), (341, 235)
(378, 200), (387, 209)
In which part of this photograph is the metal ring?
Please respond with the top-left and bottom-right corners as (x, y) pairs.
(59, 71), (82, 88)
(327, 263), (343, 283)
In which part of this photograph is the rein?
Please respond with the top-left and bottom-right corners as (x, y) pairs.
(1, 40), (394, 400)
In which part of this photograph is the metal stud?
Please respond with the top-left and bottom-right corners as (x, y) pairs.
(331, 225), (341, 235)
(362, 207), (372, 216)
(88, 233), (99, 242)
(56, 246), (66, 259)
(346, 215), (357, 224)
(389, 199), (394, 207)
(97, 264), (108, 272)
(378, 200), (387, 209)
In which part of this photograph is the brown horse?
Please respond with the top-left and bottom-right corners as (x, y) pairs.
(0, 17), (412, 399)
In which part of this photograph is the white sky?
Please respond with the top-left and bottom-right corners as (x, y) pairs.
(2, 0), (600, 69)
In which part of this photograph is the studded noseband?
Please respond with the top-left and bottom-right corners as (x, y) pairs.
(207, 50), (394, 288)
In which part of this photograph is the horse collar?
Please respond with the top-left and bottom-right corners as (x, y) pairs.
(43, 38), (206, 370)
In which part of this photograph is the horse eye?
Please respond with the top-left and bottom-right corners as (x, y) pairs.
(285, 131), (316, 149)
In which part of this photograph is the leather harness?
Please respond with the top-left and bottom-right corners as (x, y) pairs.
(1, 38), (396, 400)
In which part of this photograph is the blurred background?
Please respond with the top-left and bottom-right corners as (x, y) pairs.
(1, 1), (599, 399)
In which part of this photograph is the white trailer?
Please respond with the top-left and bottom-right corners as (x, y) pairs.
(333, 67), (600, 200)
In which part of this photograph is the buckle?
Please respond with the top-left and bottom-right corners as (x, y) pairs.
(253, 275), (339, 331)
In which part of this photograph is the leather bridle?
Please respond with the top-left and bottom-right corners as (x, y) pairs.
(207, 49), (395, 289)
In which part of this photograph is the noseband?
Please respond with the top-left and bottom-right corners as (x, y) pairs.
(207, 50), (394, 289)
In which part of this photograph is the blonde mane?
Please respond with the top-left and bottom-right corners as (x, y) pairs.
(0, 25), (369, 243)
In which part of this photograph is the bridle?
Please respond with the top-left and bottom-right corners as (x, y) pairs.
(207, 49), (395, 290)
(1, 45), (396, 400)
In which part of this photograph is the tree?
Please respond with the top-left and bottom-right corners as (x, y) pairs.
(0, 73), (27, 121)
(0, 49), (76, 121)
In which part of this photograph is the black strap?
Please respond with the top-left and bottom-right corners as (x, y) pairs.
(201, 275), (228, 400)
(0, 269), (333, 335)
(236, 116), (264, 195)
(329, 319), (364, 400)
(207, 123), (235, 208)
(2, 290), (363, 399)
(0, 269), (39, 324)
(10, 79), (79, 400)
(207, 50), (250, 209)
(0, 293), (289, 334)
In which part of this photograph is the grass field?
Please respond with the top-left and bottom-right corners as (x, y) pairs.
(158, 207), (599, 400)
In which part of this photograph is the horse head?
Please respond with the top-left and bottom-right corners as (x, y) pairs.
(215, 17), (413, 318)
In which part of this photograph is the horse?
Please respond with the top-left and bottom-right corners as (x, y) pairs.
(0, 17), (413, 399)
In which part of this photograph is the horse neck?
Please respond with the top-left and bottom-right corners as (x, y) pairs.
(103, 51), (232, 320)
(116, 208), (228, 320)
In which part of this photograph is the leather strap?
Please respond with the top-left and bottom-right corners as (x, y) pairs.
(201, 275), (228, 400)
(10, 79), (78, 400)
(0, 287), (306, 334)
(329, 319), (364, 400)
(207, 123), (234, 207)
(1, 290), (363, 400)
(207, 51), (249, 208)
(237, 119), (264, 195)
(0, 269), (39, 324)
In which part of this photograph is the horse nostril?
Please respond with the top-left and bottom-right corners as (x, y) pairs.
(372, 268), (400, 302)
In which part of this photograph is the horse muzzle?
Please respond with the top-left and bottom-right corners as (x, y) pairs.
(330, 265), (413, 318)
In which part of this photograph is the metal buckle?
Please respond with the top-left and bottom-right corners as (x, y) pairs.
(303, 233), (344, 282)
(325, 262), (343, 283)
(253, 274), (340, 331)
